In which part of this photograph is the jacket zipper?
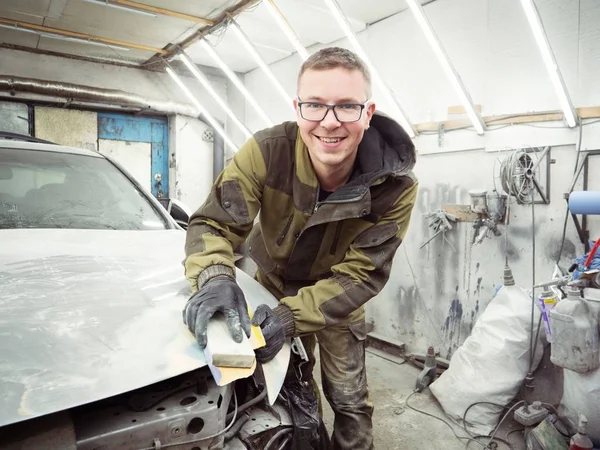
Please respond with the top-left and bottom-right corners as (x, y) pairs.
(276, 214), (294, 246)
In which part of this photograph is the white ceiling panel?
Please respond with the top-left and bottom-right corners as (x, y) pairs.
(0, 27), (40, 48)
(185, 0), (416, 73)
(290, 0), (406, 26)
(0, 0), (422, 70)
(0, 0), (51, 23)
(37, 35), (155, 63)
(134, 0), (239, 19)
(43, 1), (197, 49)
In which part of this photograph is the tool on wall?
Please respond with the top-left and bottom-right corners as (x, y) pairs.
(419, 209), (457, 251)
(468, 189), (508, 245)
(496, 146), (552, 205)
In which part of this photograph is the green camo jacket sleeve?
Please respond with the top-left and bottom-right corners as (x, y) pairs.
(184, 138), (266, 291)
(279, 180), (418, 335)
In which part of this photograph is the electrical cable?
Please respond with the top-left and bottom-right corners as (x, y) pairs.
(556, 120), (585, 265)
(528, 313), (544, 373)
(276, 435), (292, 450)
(402, 246), (448, 349)
(485, 401), (525, 449)
(264, 428), (293, 450)
(226, 386), (267, 422)
(404, 391), (472, 443)
(462, 401), (512, 437)
(407, 394), (523, 449)
(465, 435), (514, 450)
(224, 413), (250, 442)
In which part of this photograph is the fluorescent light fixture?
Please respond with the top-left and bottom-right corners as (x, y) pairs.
(229, 19), (295, 114)
(323, 0), (416, 138)
(519, 0), (577, 127)
(179, 51), (252, 140)
(199, 39), (273, 127)
(166, 66), (239, 152)
(263, 0), (309, 61)
(406, 0), (485, 135)
(82, 0), (157, 18)
(0, 23), (130, 51)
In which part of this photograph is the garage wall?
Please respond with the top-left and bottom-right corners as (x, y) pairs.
(0, 48), (238, 207)
(169, 115), (214, 211)
(241, 0), (600, 354)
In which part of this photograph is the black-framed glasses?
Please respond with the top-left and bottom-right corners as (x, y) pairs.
(297, 99), (369, 123)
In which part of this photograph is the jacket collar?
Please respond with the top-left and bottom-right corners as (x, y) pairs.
(293, 110), (416, 207)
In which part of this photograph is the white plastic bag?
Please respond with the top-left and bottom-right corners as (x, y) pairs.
(560, 368), (600, 445)
(429, 284), (543, 435)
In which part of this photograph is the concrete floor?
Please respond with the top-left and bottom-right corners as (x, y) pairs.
(313, 348), (527, 450)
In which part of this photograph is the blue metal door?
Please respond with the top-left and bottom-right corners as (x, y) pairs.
(98, 112), (169, 198)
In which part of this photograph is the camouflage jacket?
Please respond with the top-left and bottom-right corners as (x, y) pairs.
(184, 111), (418, 336)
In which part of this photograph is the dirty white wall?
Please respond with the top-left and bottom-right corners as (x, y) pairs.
(168, 115), (214, 211)
(241, 0), (600, 355)
(0, 48), (244, 204)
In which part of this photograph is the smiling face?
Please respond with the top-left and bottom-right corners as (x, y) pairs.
(294, 67), (376, 177)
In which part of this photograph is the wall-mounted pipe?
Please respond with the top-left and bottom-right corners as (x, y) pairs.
(0, 75), (199, 118)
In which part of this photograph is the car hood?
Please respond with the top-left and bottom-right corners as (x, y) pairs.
(0, 229), (278, 428)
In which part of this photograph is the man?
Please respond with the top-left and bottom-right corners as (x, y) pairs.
(182, 46), (417, 450)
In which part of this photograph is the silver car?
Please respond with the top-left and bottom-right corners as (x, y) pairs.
(0, 134), (298, 450)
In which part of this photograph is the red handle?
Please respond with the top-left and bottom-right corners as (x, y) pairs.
(584, 238), (600, 269)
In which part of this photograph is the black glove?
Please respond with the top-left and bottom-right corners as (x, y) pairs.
(251, 304), (289, 364)
(183, 276), (252, 349)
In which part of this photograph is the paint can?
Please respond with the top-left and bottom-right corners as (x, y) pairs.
(468, 189), (488, 214)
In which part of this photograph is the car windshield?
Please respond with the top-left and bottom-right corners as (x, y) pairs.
(0, 147), (168, 230)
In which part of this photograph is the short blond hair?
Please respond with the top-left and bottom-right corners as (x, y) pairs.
(297, 47), (372, 99)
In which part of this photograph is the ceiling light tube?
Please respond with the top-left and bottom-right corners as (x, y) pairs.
(82, 0), (157, 18)
(519, 0), (577, 127)
(179, 51), (252, 140)
(229, 19), (295, 114)
(406, 0), (485, 135)
(263, 0), (309, 61)
(323, 0), (416, 138)
(166, 66), (239, 152)
(199, 39), (273, 127)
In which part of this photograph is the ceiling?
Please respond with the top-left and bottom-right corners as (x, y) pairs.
(0, 0), (417, 73)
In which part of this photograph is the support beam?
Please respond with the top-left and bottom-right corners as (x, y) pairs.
(0, 17), (167, 54)
(168, 0), (261, 53)
(415, 106), (598, 133)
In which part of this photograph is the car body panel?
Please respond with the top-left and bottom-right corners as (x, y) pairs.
(0, 228), (282, 428)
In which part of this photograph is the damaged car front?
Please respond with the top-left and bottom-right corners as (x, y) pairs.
(0, 136), (297, 450)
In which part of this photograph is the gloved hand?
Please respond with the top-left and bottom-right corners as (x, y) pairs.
(251, 304), (291, 364)
(183, 276), (252, 349)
